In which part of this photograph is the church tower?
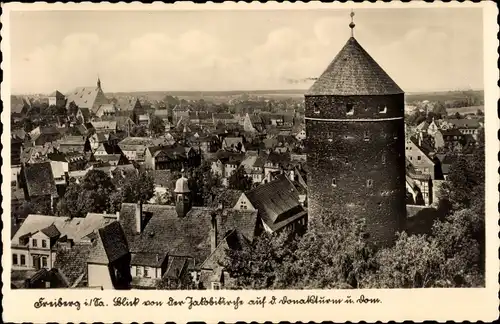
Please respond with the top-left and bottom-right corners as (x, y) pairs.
(97, 75), (102, 90)
(305, 12), (406, 246)
(174, 171), (191, 218)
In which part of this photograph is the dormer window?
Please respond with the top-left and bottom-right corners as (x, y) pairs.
(378, 105), (387, 114)
(346, 103), (354, 115)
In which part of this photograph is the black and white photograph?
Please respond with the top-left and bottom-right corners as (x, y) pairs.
(2, 2), (498, 323)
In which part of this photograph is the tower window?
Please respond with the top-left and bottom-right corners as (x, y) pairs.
(366, 179), (373, 188)
(332, 178), (337, 187)
(363, 131), (370, 141)
(379, 105), (387, 114)
(314, 103), (320, 114)
(346, 103), (354, 115)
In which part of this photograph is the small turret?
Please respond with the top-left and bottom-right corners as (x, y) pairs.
(174, 170), (191, 217)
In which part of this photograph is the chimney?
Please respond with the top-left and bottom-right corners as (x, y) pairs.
(210, 213), (218, 253)
(135, 201), (142, 234)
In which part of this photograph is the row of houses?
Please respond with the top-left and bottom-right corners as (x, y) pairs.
(11, 171), (308, 290)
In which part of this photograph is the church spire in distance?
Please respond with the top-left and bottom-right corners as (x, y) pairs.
(97, 74), (102, 89)
(349, 10), (356, 38)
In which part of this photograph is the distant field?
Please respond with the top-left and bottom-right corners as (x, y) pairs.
(405, 90), (484, 103)
(105, 89), (484, 103)
(447, 105), (484, 115)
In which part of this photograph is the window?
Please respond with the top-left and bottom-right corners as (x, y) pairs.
(417, 156), (421, 161)
(346, 103), (354, 115)
(363, 131), (370, 141)
(32, 239), (37, 247)
(366, 179), (373, 188)
(144, 267), (150, 278)
(45, 282), (51, 288)
(11, 180), (17, 187)
(381, 154), (386, 164)
(332, 178), (337, 187)
(20, 255), (26, 266)
(42, 240), (47, 248)
(136, 266), (143, 277)
(13, 254), (18, 265)
(41, 257), (48, 268)
(240, 200), (247, 210)
(409, 156), (412, 160)
(313, 103), (320, 115)
(378, 105), (387, 114)
(211, 282), (221, 290)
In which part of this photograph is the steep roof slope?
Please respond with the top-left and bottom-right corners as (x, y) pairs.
(306, 37), (403, 96)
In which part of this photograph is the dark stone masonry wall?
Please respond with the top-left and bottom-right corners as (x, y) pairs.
(305, 94), (406, 246)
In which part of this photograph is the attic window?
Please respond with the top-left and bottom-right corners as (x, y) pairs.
(417, 155), (421, 161)
(379, 105), (387, 114)
(332, 178), (337, 187)
(346, 103), (354, 115)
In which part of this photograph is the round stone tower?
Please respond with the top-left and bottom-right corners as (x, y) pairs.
(305, 28), (406, 246)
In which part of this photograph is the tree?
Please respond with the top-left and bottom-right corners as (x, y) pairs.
(365, 232), (448, 288)
(130, 125), (147, 137)
(120, 169), (155, 204)
(149, 116), (165, 136)
(57, 170), (116, 218)
(68, 101), (79, 116)
(438, 156), (478, 211)
(228, 167), (252, 191)
(433, 101), (447, 118)
(187, 161), (222, 206)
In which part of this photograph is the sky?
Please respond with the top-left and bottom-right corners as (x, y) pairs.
(9, 8), (484, 94)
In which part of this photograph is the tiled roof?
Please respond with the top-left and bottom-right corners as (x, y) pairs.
(306, 37), (403, 96)
(41, 224), (61, 238)
(66, 87), (106, 110)
(11, 213), (117, 247)
(245, 174), (304, 230)
(59, 135), (87, 146)
(54, 244), (92, 286)
(201, 229), (251, 270)
(121, 203), (259, 266)
(88, 221), (129, 264)
(131, 252), (167, 267)
(164, 256), (189, 279)
(23, 162), (57, 197)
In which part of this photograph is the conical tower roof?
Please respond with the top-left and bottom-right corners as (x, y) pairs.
(306, 37), (403, 96)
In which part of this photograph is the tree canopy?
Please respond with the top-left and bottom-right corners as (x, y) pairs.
(228, 167), (253, 191)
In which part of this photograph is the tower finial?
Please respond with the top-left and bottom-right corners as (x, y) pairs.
(349, 10), (356, 37)
(97, 74), (101, 89)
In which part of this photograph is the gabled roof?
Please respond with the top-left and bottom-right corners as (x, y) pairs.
(88, 221), (129, 264)
(23, 162), (58, 197)
(41, 223), (61, 238)
(49, 90), (65, 98)
(244, 174), (305, 230)
(306, 37), (403, 96)
(66, 86), (107, 110)
(120, 203), (259, 266)
(131, 252), (168, 267)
